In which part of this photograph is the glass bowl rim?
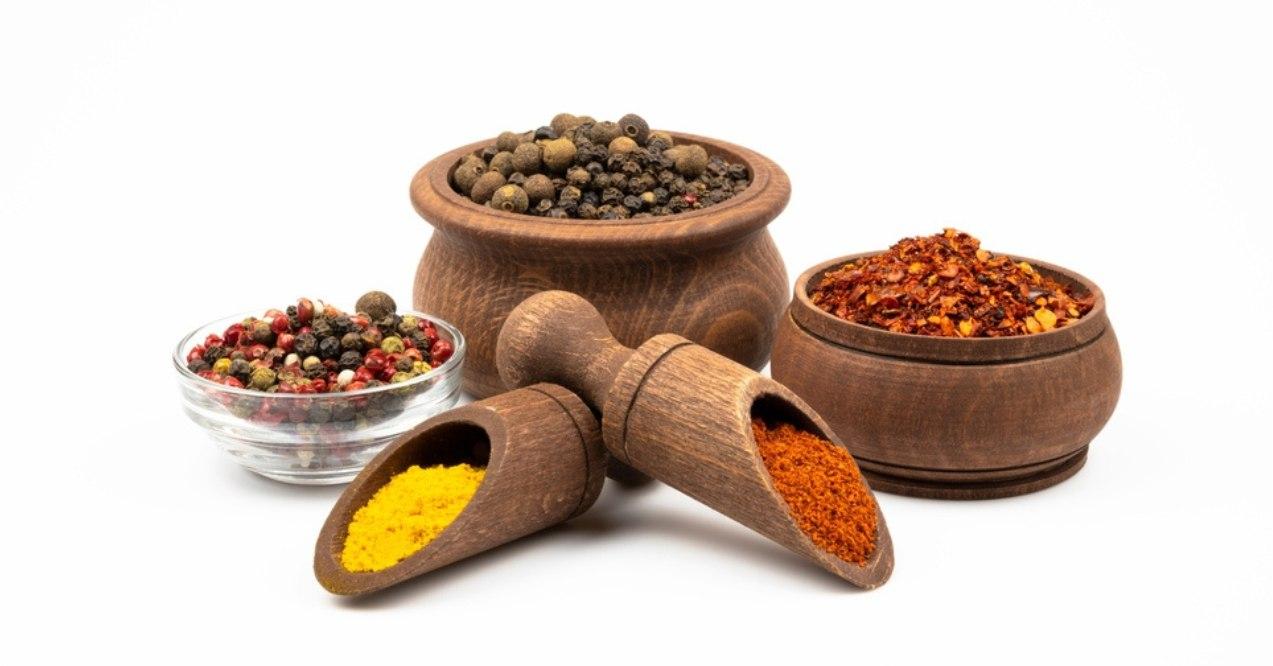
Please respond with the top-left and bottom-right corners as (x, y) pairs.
(172, 309), (466, 400)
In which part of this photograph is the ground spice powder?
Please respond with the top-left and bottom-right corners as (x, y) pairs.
(752, 419), (877, 566)
(341, 463), (485, 572)
(810, 229), (1095, 337)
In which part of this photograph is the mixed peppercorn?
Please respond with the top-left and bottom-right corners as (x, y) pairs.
(810, 230), (1095, 337)
(184, 291), (455, 394)
(451, 113), (751, 219)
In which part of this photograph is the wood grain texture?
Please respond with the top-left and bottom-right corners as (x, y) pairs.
(314, 384), (605, 596)
(410, 132), (791, 400)
(496, 290), (894, 589)
(771, 254), (1122, 500)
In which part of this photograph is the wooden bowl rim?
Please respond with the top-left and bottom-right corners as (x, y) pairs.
(410, 131), (791, 251)
(789, 252), (1109, 363)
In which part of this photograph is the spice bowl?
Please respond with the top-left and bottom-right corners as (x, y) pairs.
(411, 131), (791, 400)
(771, 254), (1122, 500)
(174, 312), (465, 485)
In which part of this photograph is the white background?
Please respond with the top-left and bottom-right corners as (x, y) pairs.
(2, 1), (1269, 663)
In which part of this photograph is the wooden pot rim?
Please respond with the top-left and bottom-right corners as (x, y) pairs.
(790, 252), (1110, 363)
(410, 132), (791, 252)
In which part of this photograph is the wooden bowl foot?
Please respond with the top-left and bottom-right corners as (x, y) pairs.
(861, 447), (1088, 500)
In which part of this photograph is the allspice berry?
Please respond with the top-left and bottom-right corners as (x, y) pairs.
(511, 142), (541, 174)
(489, 151), (515, 177)
(496, 131), (522, 153)
(566, 166), (591, 187)
(452, 159), (486, 195)
(490, 184), (530, 213)
(608, 136), (638, 154)
(541, 138), (577, 172)
(550, 113), (579, 135)
(618, 114), (650, 145)
(523, 174), (555, 202)
(648, 130), (674, 147)
(356, 291), (397, 320)
(588, 121), (621, 145)
(469, 171), (507, 204)
(670, 144), (709, 177)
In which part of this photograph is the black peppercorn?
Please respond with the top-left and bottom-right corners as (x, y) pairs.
(623, 195), (644, 211)
(534, 199), (554, 214)
(203, 345), (227, 363)
(507, 171), (527, 185)
(340, 332), (361, 350)
(339, 350), (362, 370)
(188, 358), (210, 374)
(229, 358), (252, 379)
(319, 336), (341, 359)
(294, 332), (317, 356)
(480, 145), (499, 161)
(534, 125), (557, 140)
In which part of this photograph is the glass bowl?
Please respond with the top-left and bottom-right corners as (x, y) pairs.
(174, 311), (465, 485)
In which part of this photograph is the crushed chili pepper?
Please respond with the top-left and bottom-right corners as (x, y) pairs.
(810, 229), (1095, 337)
(752, 419), (877, 566)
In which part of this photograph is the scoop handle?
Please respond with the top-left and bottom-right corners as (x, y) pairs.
(496, 291), (634, 410)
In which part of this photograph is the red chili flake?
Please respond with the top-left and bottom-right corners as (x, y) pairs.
(810, 229), (1095, 337)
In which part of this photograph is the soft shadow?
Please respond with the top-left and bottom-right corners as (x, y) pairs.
(220, 465), (345, 501)
(332, 484), (855, 609)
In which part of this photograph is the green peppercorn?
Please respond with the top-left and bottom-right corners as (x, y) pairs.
(340, 332), (361, 351)
(469, 171), (506, 204)
(523, 173), (555, 202)
(496, 131), (522, 153)
(511, 142), (541, 174)
(249, 367), (277, 390)
(390, 371), (414, 383)
(541, 138), (577, 172)
(355, 291), (396, 320)
(452, 158), (486, 195)
(609, 136), (638, 154)
(212, 357), (232, 375)
(398, 316), (419, 336)
(618, 114), (650, 145)
(489, 151), (515, 177)
(302, 355), (323, 372)
(588, 121), (621, 145)
(490, 184), (530, 213)
(380, 336), (405, 354)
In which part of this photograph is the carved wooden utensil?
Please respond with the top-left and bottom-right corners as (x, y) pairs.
(496, 291), (894, 589)
(314, 384), (605, 596)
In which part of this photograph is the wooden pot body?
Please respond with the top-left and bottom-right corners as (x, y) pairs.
(772, 254), (1122, 500)
(314, 384), (605, 596)
(411, 133), (791, 398)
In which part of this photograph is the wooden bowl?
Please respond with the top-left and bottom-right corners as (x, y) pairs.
(771, 254), (1122, 500)
(410, 132), (792, 399)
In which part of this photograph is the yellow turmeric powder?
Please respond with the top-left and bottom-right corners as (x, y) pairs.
(341, 463), (485, 572)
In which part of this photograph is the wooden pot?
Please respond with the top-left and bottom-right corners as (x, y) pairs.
(497, 291), (894, 589)
(771, 254), (1122, 500)
(410, 132), (791, 400)
(314, 384), (605, 596)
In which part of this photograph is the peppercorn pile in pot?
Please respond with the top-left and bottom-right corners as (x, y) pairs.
(810, 229), (1095, 337)
(184, 290), (455, 395)
(451, 113), (751, 220)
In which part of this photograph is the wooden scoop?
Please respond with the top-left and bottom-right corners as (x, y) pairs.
(314, 383), (605, 596)
(497, 291), (894, 589)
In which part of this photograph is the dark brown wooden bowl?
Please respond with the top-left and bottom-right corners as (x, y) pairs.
(771, 253), (1122, 500)
(410, 132), (791, 400)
